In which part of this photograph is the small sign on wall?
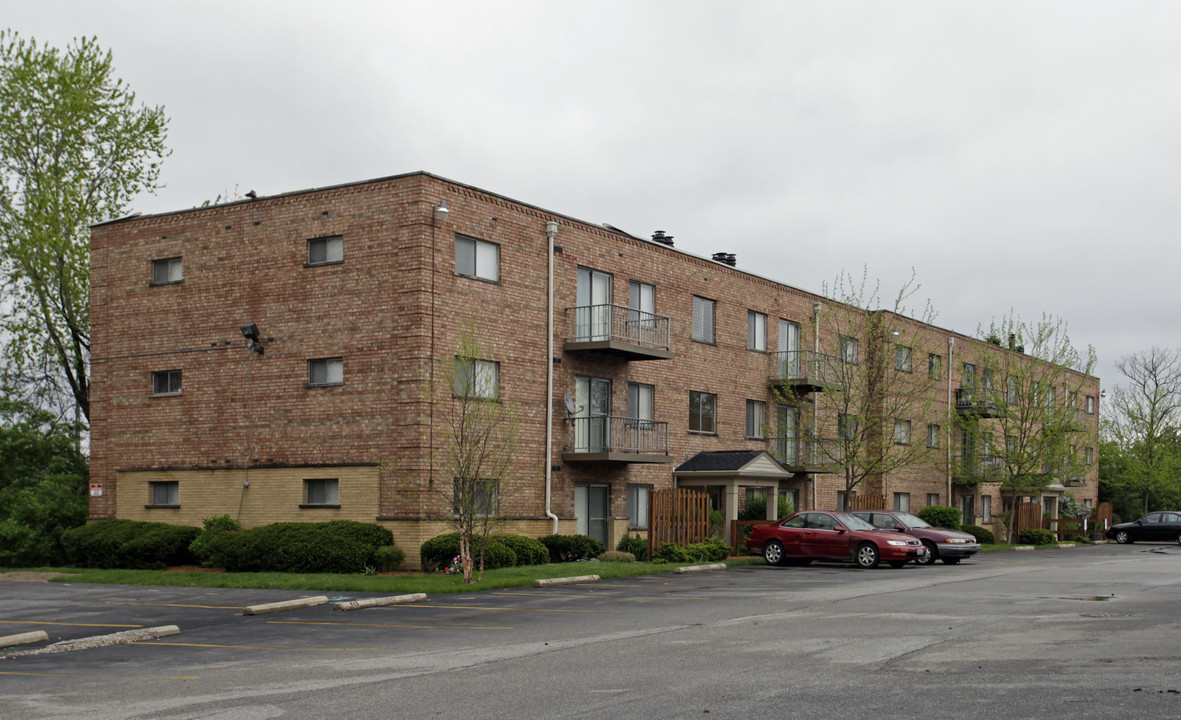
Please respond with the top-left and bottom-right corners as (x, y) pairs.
(90, 483), (103, 497)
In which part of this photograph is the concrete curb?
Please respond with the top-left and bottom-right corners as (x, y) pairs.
(533, 574), (600, 587)
(0, 630), (49, 649)
(674, 563), (728, 574)
(1012, 545), (1036, 551)
(1057, 542), (1077, 548)
(333, 593), (427, 611)
(242, 596), (330, 616)
(8, 625), (180, 657)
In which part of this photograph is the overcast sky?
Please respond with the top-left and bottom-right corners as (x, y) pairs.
(9, 1), (1181, 391)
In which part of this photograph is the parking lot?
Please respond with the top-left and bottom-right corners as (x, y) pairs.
(3, 543), (1181, 719)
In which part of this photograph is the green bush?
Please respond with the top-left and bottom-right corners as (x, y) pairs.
(652, 542), (692, 563)
(599, 550), (635, 562)
(492, 534), (549, 565)
(206, 521), (392, 573)
(685, 537), (731, 562)
(739, 495), (767, 521)
(189, 515), (241, 566)
(374, 545), (405, 572)
(61, 520), (199, 569)
(419, 532), (518, 571)
(1018, 528), (1057, 546)
(616, 533), (648, 561)
(963, 525), (995, 544)
(475, 540), (517, 570)
(917, 505), (962, 531)
(539, 534), (606, 563)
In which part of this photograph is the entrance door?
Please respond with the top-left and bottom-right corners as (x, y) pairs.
(576, 484), (610, 546)
(778, 319), (800, 377)
(576, 267), (612, 341)
(960, 494), (975, 526)
(574, 376), (611, 452)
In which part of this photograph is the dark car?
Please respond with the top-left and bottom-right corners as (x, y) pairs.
(852, 510), (981, 565)
(746, 510), (927, 569)
(1106, 511), (1181, 544)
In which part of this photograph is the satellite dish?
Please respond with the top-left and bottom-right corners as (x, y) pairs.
(563, 394), (580, 415)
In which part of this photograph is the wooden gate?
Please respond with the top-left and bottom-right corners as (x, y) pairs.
(852, 494), (887, 511)
(1015, 501), (1042, 536)
(1095, 502), (1113, 535)
(648, 488), (710, 560)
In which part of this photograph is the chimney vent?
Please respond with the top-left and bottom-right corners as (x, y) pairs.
(712, 252), (737, 267)
(651, 230), (674, 246)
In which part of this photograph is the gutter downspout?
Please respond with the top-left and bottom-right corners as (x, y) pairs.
(811, 301), (822, 511)
(947, 336), (954, 507)
(544, 221), (560, 533)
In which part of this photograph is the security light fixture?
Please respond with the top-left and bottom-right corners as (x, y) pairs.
(241, 323), (263, 354)
(433, 198), (449, 221)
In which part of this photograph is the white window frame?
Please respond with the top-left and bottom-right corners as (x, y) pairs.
(895, 345), (912, 372)
(981, 495), (992, 522)
(746, 399), (766, 439)
(927, 423), (940, 448)
(151, 369), (182, 396)
(689, 391), (717, 434)
(893, 492), (910, 512)
(840, 335), (859, 364)
(453, 358), (499, 400)
(151, 257), (183, 285)
(692, 296), (715, 344)
(626, 484), (651, 529)
(308, 357), (344, 386)
(926, 493), (939, 507)
(893, 419), (911, 445)
(747, 310), (766, 351)
(303, 478), (340, 506)
(307, 235), (343, 265)
(148, 481), (179, 507)
(1085, 395), (1095, 414)
(454, 234), (499, 282)
(928, 353), (941, 380)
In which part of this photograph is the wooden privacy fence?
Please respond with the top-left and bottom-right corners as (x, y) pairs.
(1015, 501), (1042, 536)
(852, 494), (887, 511)
(1043, 501), (1114, 541)
(730, 519), (770, 557)
(648, 488), (710, 561)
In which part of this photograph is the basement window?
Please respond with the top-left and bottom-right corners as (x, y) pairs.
(302, 478), (340, 507)
(147, 481), (179, 508)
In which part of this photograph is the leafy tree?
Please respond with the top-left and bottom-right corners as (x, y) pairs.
(0, 31), (169, 422)
(956, 313), (1096, 542)
(797, 268), (940, 509)
(0, 395), (88, 566)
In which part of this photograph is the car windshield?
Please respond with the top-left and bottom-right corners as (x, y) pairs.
(833, 513), (874, 531)
(894, 512), (930, 528)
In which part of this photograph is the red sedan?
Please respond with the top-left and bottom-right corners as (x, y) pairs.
(746, 510), (927, 568)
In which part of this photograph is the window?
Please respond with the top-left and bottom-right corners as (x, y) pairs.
(928, 353), (942, 380)
(926, 493), (939, 507)
(838, 413), (858, 441)
(308, 357), (344, 386)
(628, 280), (656, 337)
(307, 235), (343, 265)
(1085, 447), (1094, 465)
(746, 400), (766, 439)
(304, 478), (339, 506)
(1085, 395), (1095, 414)
(927, 424), (940, 448)
(839, 335), (859, 364)
(893, 419), (911, 445)
(627, 484), (651, 528)
(628, 382), (654, 422)
(151, 257), (182, 285)
(893, 492), (910, 512)
(1045, 386), (1056, 409)
(1067, 391), (1078, 409)
(836, 491), (849, 512)
(454, 234), (499, 281)
(689, 391), (717, 434)
(151, 370), (182, 396)
(692, 296), (715, 343)
(962, 363), (977, 388)
(981, 495), (992, 522)
(1007, 376), (1019, 405)
(148, 481), (178, 507)
(453, 358), (498, 399)
(747, 311), (766, 351)
(895, 345), (912, 372)
(453, 478), (497, 516)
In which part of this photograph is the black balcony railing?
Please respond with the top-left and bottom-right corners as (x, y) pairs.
(954, 451), (1006, 481)
(769, 350), (839, 391)
(768, 435), (843, 471)
(565, 304), (671, 352)
(564, 416), (670, 460)
(955, 388), (1001, 418)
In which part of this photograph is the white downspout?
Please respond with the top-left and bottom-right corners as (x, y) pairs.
(544, 221), (560, 533)
(947, 336), (954, 507)
(811, 301), (822, 511)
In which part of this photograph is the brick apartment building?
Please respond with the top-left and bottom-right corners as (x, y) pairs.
(88, 171), (1101, 561)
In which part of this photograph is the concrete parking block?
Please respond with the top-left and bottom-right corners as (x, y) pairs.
(1057, 543), (1077, 548)
(1012, 545), (1036, 551)
(6, 625), (180, 657)
(333, 593), (428, 611)
(673, 563), (727, 574)
(532, 575), (600, 588)
(242, 596), (330, 615)
(0, 630), (49, 648)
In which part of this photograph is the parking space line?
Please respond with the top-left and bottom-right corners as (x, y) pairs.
(142, 641), (380, 651)
(0, 671), (200, 679)
(268, 620), (512, 630)
(398, 603), (621, 614)
(491, 591), (711, 600)
(102, 601), (242, 610)
(0, 620), (142, 628)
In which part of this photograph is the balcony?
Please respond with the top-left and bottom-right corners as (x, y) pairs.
(956, 388), (1001, 418)
(768, 350), (839, 393)
(562, 416), (674, 464)
(768, 435), (842, 473)
(953, 451), (1006, 483)
(563, 304), (673, 361)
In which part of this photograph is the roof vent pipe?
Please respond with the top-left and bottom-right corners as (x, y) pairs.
(712, 252), (737, 267)
(651, 230), (674, 246)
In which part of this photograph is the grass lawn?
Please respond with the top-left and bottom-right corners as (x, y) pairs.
(2, 558), (765, 594)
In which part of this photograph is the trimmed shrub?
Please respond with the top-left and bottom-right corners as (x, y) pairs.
(599, 550), (635, 563)
(652, 542), (692, 563)
(539, 534), (606, 563)
(1018, 528), (1057, 546)
(206, 521), (392, 573)
(374, 545), (406, 572)
(493, 534), (549, 565)
(419, 532), (518, 571)
(917, 505), (962, 531)
(685, 537), (731, 562)
(189, 515), (241, 567)
(474, 540), (517, 570)
(61, 519), (199, 569)
(616, 533), (648, 561)
(963, 525), (995, 544)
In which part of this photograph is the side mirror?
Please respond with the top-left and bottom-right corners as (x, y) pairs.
(834, 526), (847, 534)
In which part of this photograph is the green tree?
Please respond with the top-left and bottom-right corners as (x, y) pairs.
(0, 31), (169, 421)
(0, 396), (88, 566)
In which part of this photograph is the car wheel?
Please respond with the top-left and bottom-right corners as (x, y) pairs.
(887, 561), (906, 569)
(1177, 532), (1181, 546)
(941, 557), (961, 565)
(855, 542), (880, 569)
(916, 540), (938, 566)
(763, 540), (785, 565)
(1114, 530), (1131, 544)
